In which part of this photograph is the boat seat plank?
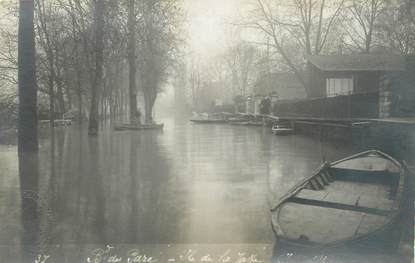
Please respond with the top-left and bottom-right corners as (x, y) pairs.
(319, 174), (330, 185)
(315, 176), (327, 187)
(309, 180), (320, 190)
(288, 197), (392, 216)
(324, 171), (334, 182)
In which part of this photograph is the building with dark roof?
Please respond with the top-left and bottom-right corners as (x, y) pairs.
(307, 54), (405, 99)
(307, 54), (405, 72)
(273, 54), (414, 119)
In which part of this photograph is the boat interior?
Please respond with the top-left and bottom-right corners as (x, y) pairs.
(275, 152), (404, 245)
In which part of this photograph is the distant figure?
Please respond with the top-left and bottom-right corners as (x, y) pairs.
(260, 97), (271, 115)
(132, 108), (141, 126)
(136, 108), (142, 125)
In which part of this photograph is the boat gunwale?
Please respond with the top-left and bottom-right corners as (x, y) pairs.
(189, 119), (227, 123)
(114, 123), (164, 131)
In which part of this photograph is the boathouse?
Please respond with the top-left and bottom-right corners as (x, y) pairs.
(307, 54), (405, 98)
(274, 54), (413, 119)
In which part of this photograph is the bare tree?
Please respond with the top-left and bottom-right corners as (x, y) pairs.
(0, 28), (18, 85)
(376, 0), (415, 55)
(172, 59), (188, 111)
(18, 0), (38, 152)
(88, 0), (104, 135)
(343, 0), (386, 53)
(127, 0), (139, 124)
(189, 56), (201, 108)
(35, 0), (58, 126)
(137, 0), (183, 124)
(223, 41), (256, 97)
(246, 0), (345, 91)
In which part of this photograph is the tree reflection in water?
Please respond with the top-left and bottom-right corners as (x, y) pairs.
(18, 151), (39, 262)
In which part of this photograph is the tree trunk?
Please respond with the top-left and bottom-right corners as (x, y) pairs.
(55, 45), (66, 115)
(88, 0), (104, 135)
(69, 2), (83, 123)
(143, 87), (153, 124)
(128, 0), (138, 125)
(18, 0), (38, 152)
(35, 0), (56, 129)
(56, 74), (65, 115)
(47, 55), (55, 125)
(18, 151), (40, 261)
(143, 79), (158, 124)
(76, 67), (82, 123)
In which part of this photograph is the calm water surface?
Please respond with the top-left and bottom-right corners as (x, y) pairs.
(0, 117), (356, 258)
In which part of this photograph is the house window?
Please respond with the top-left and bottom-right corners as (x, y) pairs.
(326, 78), (353, 97)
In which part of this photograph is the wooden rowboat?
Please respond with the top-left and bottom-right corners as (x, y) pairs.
(271, 150), (409, 254)
(189, 119), (227, 124)
(272, 124), (294, 135)
(114, 123), (164, 131)
(228, 121), (250, 125)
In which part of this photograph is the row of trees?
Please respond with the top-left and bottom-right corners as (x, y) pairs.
(176, 0), (415, 109)
(3, 0), (183, 143)
(247, 0), (415, 93)
(180, 39), (261, 112)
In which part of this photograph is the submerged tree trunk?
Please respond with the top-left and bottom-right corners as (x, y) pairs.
(143, 89), (152, 124)
(18, 0), (38, 152)
(76, 60), (83, 123)
(18, 151), (40, 261)
(88, 0), (104, 135)
(128, 0), (138, 125)
(56, 74), (65, 115)
(143, 80), (157, 124)
(55, 55), (66, 115)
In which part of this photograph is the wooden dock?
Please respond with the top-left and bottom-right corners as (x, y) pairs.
(236, 113), (415, 127)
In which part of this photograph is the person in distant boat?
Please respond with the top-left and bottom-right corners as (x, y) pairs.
(132, 108), (141, 125)
(136, 108), (142, 125)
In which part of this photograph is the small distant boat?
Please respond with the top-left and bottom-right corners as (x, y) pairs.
(114, 123), (164, 131)
(139, 123), (164, 130)
(271, 150), (409, 254)
(228, 120), (263, 126)
(39, 119), (72, 127)
(228, 121), (250, 125)
(228, 117), (249, 124)
(189, 112), (228, 124)
(228, 117), (247, 122)
(189, 119), (227, 124)
(272, 124), (294, 135)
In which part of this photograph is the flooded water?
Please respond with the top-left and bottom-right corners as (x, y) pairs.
(0, 117), (384, 261)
